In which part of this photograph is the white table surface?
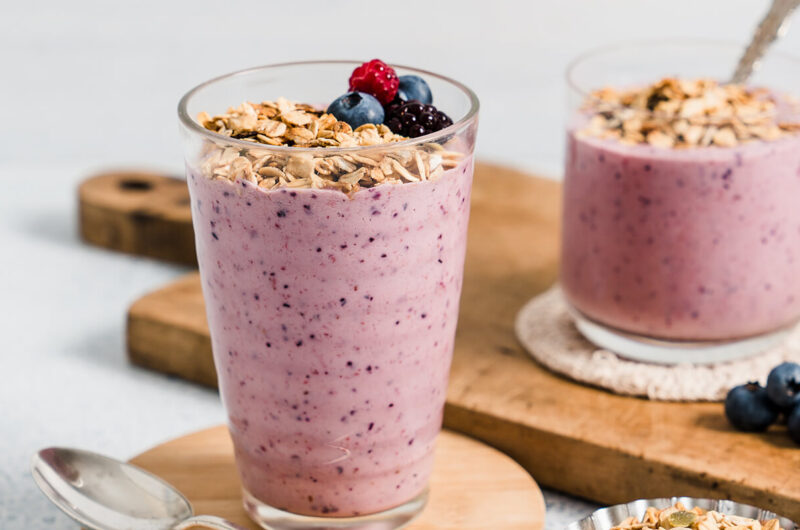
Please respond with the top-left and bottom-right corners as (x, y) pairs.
(2, 0), (798, 528)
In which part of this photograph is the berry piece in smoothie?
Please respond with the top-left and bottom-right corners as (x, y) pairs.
(766, 362), (800, 409)
(397, 75), (432, 104)
(385, 101), (453, 137)
(348, 59), (399, 105)
(326, 92), (384, 129)
(724, 382), (778, 432)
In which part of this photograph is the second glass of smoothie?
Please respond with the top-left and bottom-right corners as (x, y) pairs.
(179, 62), (478, 529)
(562, 42), (800, 364)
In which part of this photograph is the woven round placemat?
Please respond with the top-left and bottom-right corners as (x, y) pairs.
(515, 285), (800, 401)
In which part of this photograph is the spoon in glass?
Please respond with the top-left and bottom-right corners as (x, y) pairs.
(31, 447), (244, 530)
(731, 0), (800, 83)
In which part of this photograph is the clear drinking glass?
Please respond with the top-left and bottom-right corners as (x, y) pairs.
(562, 42), (800, 364)
(178, 61), (478, 529)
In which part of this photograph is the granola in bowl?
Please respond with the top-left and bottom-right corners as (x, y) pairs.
(612, 503), (787, 530)
(568, 499), (796, 530)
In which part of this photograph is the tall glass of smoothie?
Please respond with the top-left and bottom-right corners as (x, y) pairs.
(178, 62), (478, 529)
(562, 42), (800, 364)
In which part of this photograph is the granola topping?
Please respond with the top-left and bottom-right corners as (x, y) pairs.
(196, 98), (463, 193)
(578, 78), (800, 148)
(611, 503), (786, 530)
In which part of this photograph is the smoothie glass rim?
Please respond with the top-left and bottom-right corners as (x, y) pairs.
(178, 60), (480, 155)
(565, 39), (800, 121)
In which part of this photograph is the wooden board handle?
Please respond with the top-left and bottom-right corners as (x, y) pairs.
(78, 171), (197, 265)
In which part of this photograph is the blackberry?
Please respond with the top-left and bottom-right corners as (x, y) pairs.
(384, 100), (453, 138)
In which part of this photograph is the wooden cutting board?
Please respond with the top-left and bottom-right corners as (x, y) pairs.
(79, 170), (196, 265)
(85, 163), (800, 520)
(130, 426), (546, 529)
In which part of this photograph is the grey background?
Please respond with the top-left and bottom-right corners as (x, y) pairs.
(1, 1), (798, 528)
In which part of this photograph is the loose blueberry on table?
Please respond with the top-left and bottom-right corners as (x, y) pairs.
(788, 406), (800, 444)
(724, 382), (779, 432)
(724, 361), (800, 445)
(766, 362), (800, 409)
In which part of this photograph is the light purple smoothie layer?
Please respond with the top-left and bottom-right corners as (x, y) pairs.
(562, 133), (800, 341)
(188, 156), (473, 516)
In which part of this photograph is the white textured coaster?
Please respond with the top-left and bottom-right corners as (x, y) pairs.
(515, 285), (800, 401)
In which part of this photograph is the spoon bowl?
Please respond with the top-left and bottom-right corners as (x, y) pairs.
(31, 447), (238, 530)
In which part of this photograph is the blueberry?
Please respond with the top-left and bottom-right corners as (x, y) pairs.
(397, 75), (432, 105)
(766, 362), (800, 408)
(327, 92), (384, 128)
(724, 382), (779, 432)
(788, 405), (800, 444)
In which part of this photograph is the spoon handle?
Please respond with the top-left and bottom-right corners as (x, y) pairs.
(731, 0), (800, 83)
(173, 514), (247, 530)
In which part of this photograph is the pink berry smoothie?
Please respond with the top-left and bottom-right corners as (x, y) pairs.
(187, 156), (473, 517)
(562, 132), (800, 341)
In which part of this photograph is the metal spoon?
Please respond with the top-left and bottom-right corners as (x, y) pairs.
(31, 447), (243, 530)
(731, 0), (800, 83)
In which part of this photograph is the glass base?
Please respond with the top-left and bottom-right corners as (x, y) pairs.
(242, 487), (428, 530)
(570, 309), (791, 365)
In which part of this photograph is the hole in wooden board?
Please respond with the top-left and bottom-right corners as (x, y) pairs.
(119, 179), (153, 191)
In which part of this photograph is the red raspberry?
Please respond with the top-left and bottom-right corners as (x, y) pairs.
(348, 59), (399, 105)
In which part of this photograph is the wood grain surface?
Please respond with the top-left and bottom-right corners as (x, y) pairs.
(79, 170), (197, 265)
(121, 163), (800, 519)
(130, 426), (546, 529)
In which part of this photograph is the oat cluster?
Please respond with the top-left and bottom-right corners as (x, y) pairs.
(196, 99), (463, 192)
(198, 98), (407, 148)
(579, 78), (800, 148)
(611, 503), (784, 530)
